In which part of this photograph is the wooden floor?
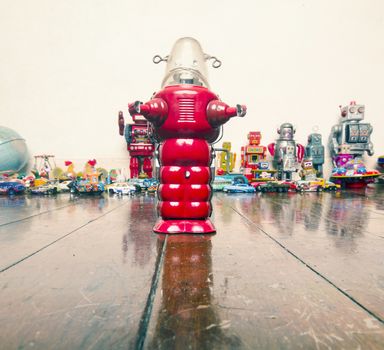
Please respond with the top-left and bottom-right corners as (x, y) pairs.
(1, 186), (384, 349)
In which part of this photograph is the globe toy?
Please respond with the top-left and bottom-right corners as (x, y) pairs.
(0, 126), (29, 175)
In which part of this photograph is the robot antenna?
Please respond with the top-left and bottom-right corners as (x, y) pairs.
(205, 54), (222, 68)
(153, 55), (168, 64)
(312, 125), (319, 132)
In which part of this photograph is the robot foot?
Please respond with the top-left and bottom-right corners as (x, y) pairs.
(153, 219), (216, 234)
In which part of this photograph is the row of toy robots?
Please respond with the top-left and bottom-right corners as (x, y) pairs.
(119, 101), (381, 194)
(0, 155), (159, 196)
(116, 37), (383, 234)
(217, 104), (381, 192)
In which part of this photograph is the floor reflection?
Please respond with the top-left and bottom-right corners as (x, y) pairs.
(262, 194), (298, 236)
(365, 184), (384, 211)
(122, 195), (156, 266)
(295, 193), (324, 231)
(324, 192), (369, 252)
(150, 235), (240, 349)
(0, 195), (26, 208)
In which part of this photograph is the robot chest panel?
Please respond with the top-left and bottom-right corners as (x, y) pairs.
(346, 124), (370, 143)
(157, 87), (216, 137)
(310, 147), (324, 159)
(131, 126), (149, 142)
(281, 144), (295, 156)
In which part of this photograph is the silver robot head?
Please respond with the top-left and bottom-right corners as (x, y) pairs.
(340, 101), (365, 122)
(277, 123), (295, 141)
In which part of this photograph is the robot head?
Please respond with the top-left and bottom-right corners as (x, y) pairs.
(277, 123), (295, 140)
(302, 159), (313, 169)
(154, 37), (221, 89)
(307, 133), (322, 145)
(222, 142), (232, 151)
(248, 131), (261, 145)
(340, 101), (365, 122)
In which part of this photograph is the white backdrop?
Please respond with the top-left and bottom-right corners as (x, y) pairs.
(1, 0), (383, 174)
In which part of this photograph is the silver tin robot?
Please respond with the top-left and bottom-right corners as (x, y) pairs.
(268, 123), (305, 181)
(330, 101), (373, 166)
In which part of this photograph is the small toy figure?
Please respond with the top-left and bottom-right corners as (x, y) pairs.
(71, 160), (105, 194)
(268, 123), (304, 181)
(128, 37), (246, 234)
(299, 159), (317, 181)
(216, 141), (236, 174)
(305, 133), (325, 177)
(330, 101), (379, 188)
(64, 161), (76, 180)
(240, 131), (273, 181)
(32, 154), (57, 179)
(118, 111), (155, 178)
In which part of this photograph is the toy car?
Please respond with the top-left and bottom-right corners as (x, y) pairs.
(252, 181), (291, 193)
(295, 178), (340, 192)
(322, 180), (341, 191)
(212, 176), (233, 191)
(147, 184), (158, 194)
(71, 172), (105, 195)
(223, 183), (256, 193)
(29, 183), (60, 195)
(72, 180), (105, 194)
(57, 180), (73, 192)
(0, 180), (26, 195)
(129, 178), (158, 192)
(107, 182), (137, 195)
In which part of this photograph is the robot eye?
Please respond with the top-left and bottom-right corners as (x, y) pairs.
(349, 106), (357, 113)
(358, 106), (364, 113)
(341, 110), (347, 117)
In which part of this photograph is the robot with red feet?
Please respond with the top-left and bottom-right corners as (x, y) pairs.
(128, 37), (246, 234)
(118, 111), (155, 178)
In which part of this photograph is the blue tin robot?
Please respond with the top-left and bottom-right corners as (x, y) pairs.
(305, 133), (325, 177)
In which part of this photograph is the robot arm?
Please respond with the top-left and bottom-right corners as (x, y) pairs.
(367, 124), (374, 156)
(297, 144), (305, 162)
(206, 100), (246, 127)
(128, 98), (168, 126)
(331, 124), (341, 156)
(367, 142), (374, 156)
(267, 143), (275, 156)
(118, 111), (125, 136)
(262, 146), (267, 159)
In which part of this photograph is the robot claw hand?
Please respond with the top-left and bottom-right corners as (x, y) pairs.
(128, 101), (143, 115)
(236, 104), (247, 118)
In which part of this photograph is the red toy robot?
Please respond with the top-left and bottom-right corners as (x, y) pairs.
(118, 111), (155, 178)
(240, 131), (267, 181)
(128, 37), (246, 234)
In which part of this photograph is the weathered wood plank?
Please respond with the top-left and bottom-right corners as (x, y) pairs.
(0, 194), (75, 226)
(218, 190), (384, 325)
(0, 195), (159, 349)
(145, 194), (384, 349)
(0, 195), (127, 271)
